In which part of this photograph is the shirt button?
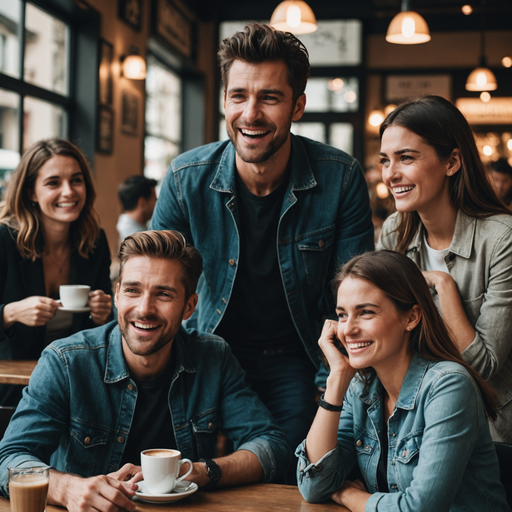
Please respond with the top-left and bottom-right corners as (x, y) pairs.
(318, 240), (324, 248)
(356, 439), (362, 447)
(391, 484), (398, 489)
(403, 450), (407, 457)
(229, 259), (235, 266)
(392, 433), (396, 437)
(84, 437), (91, 445)
(365, 445), (370, 450)
(208, 422), (215, 430)
(127, 384), (134, 391)
(118, 436), (124, 443)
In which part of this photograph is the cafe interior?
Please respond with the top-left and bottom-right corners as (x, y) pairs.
(0, 0), (512, 509)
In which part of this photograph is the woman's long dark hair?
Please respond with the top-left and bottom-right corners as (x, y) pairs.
(333, 250), (497, 420)
(379, 95), (510, 253)
(0, 138), (100, 260)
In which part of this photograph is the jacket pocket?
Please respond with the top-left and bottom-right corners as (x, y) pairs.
(190, 407), (219, 457)
(395, 435), (422, 489)
(354, 433), (378, 475)
(66, 420), (109, 477)
(461, 293), (484, 326)
(296, 225), (335, 287)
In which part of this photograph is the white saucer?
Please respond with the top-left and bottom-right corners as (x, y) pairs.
(58, 306), (91, 313)
(134, 480), (198, 504)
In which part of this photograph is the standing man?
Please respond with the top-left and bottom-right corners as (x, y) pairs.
(151, 23), (374, 481)
(117, 175), (158, 241)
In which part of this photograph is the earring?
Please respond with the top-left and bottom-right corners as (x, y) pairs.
(448, 171), (453, 175)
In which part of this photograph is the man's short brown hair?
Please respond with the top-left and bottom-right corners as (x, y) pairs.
(118, 230), (203, 299)
(218, 23), (310, 103)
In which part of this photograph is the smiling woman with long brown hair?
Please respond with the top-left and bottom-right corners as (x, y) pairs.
(297, 251), (508, 512)
(0, 138), (112, 406)
(377, 95), (512, 443)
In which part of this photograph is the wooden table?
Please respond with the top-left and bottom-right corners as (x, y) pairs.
(0, 483), (349, 511)
(0, 360), (37, 385)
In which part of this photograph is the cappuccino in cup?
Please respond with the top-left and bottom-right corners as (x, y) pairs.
(59, 285), (90, 309)
(9, 467), (49, 512)
(141, 449), (193, 494)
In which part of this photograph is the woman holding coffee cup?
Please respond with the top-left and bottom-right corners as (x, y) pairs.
(0, 138), (112, 406)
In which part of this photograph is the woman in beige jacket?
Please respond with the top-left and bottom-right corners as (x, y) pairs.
(377, 95), (512, 443)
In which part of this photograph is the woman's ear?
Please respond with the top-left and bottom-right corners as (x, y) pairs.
(405, 305), (421, 331)
(447, 148), (462, 177)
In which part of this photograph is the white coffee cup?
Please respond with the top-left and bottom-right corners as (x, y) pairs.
(141, 449), (193, 494)
(59, 285), (91, 309)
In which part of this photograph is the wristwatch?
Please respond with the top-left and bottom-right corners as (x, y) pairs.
(199, 458), (222, 491)
(318, 393), (343, 412)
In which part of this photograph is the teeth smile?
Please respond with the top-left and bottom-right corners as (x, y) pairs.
(240, 129), (269, 137)
(133, 322), (159, 330)
(56, 202), (78, 207)
(394, 186), (415, 193)
(347, 342), (372, 349)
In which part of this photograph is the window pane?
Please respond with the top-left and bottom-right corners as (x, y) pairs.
(24, 3), (69, 95)
(0, 0), (21, 79)
(144, 136), (179, 182)
(291, 122), (325, 143)
(330, 123), (354, 156)
(0, 88), (20, 186)
(145, 55), (181, 143)
(304, 78), (359, 113)
(23, 96), (67, 151)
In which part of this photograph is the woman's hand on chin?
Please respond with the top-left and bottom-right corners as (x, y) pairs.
(319, 319), (356, 379)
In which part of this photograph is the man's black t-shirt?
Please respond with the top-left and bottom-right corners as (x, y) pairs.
(216, 170), (301, 359)
(120, 358), (176, 466)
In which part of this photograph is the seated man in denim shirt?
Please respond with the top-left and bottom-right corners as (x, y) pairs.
(0, 230), (290, 512)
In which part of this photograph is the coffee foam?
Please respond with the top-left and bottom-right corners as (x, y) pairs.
(144, 449), (179, 457)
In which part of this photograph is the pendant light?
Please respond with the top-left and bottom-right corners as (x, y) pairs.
(120, 46), (147, 80)
(270, 1), (317, 35)
(386, 0), (431, 45)
(466, 31), (497, 91)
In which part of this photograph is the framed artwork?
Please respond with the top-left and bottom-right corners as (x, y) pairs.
(98, 40), (113, 105)
(121, 90), (138, 136)
(385, 74), (452, 102)
(153, 0), (194, 59)
(97, 106), (114, 154)
(118, 0), (142, 31)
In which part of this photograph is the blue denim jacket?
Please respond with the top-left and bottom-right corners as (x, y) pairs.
(296, 356), (510, 512)
(0, 322), (290, 496)
(151, 135), (374, 388)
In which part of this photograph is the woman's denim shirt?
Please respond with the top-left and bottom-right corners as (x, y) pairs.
(296, 356), (510, 512)
(378, 210), (512, 442)
(0, 322), (290, 496)
(151, 135), (374, 388)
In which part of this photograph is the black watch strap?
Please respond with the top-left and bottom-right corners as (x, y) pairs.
(199, 458), (222, 491)
(318, 393), (343, 412)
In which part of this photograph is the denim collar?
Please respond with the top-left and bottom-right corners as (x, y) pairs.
(209, 133), (317, 194)
(103, 325), (196, 384)
(406, 210), (476, 259)
(356, 355), (430, 410)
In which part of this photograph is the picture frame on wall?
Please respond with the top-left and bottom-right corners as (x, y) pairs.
(118, 0), (142, 31)
(98, 40), (113, 105)
(121, 90), (138, 136)
(97, 105), (114, 154)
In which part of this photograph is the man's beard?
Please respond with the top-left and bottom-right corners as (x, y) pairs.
(119, 312), (183, 357)
(227, 115), (293, 164)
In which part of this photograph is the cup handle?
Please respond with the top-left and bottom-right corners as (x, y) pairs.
(176, 459), (193, 483)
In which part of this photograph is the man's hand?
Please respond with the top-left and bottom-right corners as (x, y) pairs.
(48, 467), (139, 512)
(180, 461), (209, 488)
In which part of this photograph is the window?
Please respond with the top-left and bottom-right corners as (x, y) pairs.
(0, 0), (70, 185)
(144, 54), (182, 182)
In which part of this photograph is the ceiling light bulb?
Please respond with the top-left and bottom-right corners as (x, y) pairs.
(376, 183), (389, 199)
(402, 16), (416, 38)
(502, 56), (512, 68)
(328, 78), (344, 92)
(461, 5), (473, 15)
(507, 139), (512, 151)
(476, 72), (488, 87)
(369, 111), (384, 127)
(287, 5), (301, 28)
(483, 145), (493, 156)
(344, 91), (357, 103)
(480, 92), (491, 102)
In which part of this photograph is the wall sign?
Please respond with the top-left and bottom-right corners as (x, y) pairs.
(386, 75), (451, 102)
(154, 0), (193, 59)
(456, 98), (512, 125)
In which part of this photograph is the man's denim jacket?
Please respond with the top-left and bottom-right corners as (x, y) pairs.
(0, 322), (291, 496)
(296, 356), (510, 512)
(151, 135), (374, 388)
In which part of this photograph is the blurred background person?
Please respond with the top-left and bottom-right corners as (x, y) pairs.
(488, 158), (512, 206)
(0, 138), (112, 406)
(116, 175), (157, 242)
(377, 95), (512, 443)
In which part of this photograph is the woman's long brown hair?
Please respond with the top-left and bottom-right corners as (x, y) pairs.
(0, 138), (100, 260)
(379, 95), (511, 253)
(333, 250), (498, 420)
